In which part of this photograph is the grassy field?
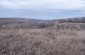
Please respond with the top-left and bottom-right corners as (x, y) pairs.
(0, 23), (85, 55)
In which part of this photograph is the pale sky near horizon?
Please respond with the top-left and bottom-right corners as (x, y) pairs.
(0, 0), (85, 20)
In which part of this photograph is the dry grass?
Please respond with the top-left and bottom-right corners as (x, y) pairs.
(0, 27), (85, 55)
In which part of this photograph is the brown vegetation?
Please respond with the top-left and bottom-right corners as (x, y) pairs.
(0, 24), (85, 55)
(0, 18), (85, 55)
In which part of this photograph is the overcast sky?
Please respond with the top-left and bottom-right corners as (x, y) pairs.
(0, 0), (85, 20)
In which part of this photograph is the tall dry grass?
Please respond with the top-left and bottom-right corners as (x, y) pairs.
(0, 28), (85, 55)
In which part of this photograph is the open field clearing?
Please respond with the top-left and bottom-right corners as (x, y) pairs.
(0, 26), (85, 55)
(0, 18), (85, 55)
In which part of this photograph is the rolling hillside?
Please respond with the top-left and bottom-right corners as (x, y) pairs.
(0, 17), (85, 55)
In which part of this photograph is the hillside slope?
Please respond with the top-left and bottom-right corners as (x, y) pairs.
(0, 17), (85, 55)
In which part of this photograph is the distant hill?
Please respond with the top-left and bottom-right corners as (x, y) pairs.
(0, 17), (85, 29)
(57, 17), (85, 23)
(0, 18), (55, 29)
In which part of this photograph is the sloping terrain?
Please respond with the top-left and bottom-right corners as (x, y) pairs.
(0, 17), (85, 55)
(0, 17), (85, 29)
(0, 18), (55, 29)
(54, 23), (85, 30)
(0, 27), (85, 55)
